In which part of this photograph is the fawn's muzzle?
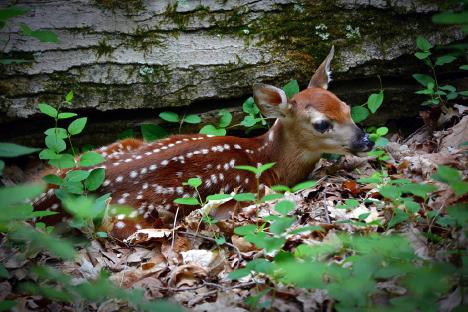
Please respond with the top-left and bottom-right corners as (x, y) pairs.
(351, 130), (374, 153)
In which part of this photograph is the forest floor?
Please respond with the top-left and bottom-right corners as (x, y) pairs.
(1, 107), (467, 311)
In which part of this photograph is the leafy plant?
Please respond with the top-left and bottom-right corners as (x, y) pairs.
(351, 77), (384, 123)
(413, 36), (467, 106)
(159, 111), (201, 134)
(199, 109), (232, 136)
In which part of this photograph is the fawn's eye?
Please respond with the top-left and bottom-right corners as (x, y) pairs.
(313, 120), (331, 133)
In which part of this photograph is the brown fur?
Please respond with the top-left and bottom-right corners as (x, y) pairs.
(291, 88), (351, 124)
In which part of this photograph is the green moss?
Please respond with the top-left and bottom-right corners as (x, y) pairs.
(126, 25), (164, 54)
(95, 39), (114, 58)
(94, 0), (145, 13)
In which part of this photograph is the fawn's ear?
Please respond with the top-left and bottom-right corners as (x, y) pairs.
(308, 46), (334, 89)
(253, 83), (289, 118)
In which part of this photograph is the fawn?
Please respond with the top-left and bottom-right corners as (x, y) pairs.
(33, 47), (374, 239)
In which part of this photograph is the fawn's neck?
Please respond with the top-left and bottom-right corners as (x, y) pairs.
(257, 120), (322, 186)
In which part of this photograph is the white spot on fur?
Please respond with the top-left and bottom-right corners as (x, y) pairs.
(142, 183), (148, 189)
(117, 214), (126, 220)
(130, 171), (138, 178)
(103, 179), (111, 186)
(235, 175), (241, 183)
(124, 158), (132, 163)
(234, 144), (241, 149)
(149, 164), (157, 171)
(161, 160), (169, 166)
(153, 149), (160, 153)
(116, 176), (123, 183)
(113, 162), (120, 166)
(219, 173), (224, 180)
(211, 174), (218, 184)
(140, 167), (147, 174)
(115, 221), (126, 229)
(202, 149), (209, 154)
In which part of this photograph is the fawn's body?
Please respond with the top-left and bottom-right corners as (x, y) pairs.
(33, 47), (374, 239)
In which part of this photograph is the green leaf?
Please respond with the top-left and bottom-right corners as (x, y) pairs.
(174, 198), (199, 205)
(404, 200), (420, 214)
(68, 117), (87, 135)
(84, 168), (105, 191)
(218, 110), (233, 128)
(79, 151), (105, 167)
(240, 115), (259, 127)
(336, 199), (360, 209)
(0, 300), (16, 311)
(291, 180), (316, 192)
(435, 55), (456, 66)
(228, 268), (251, 280)
(186, 177), (202, 188)
(413, 74), (435, 87)
(376, 127), (388, 136)
(0, 160), (4, 176)
(49, 153), (76, 169)
(289, 225), (324, 234)
(399, 183), (437, 198)
(0, 142), (39, 158)
(215, 236), (226, 245)
(63, 195), (104, 220)
(206, 194), (232, 201)
(447, 203), (468, 227)
(270, 216), (296, 235)
(140, 124), (168, 141)
(416, 36), (432, 51)
(258, 162), (275, 175)
(415, 51), (431, 59)
(261, 193), (284, 202)
(282, 79), (300, 98)
(432, 166), (461, 184)
(39, 148), (60, 160)
(31, 210), (58, 218)
(367, 91), (384, 114)
(234, 193), (256, 202)
(432, 11), (468, 25)
(242, 97), (259, 115)
(118, 129), (135, 140)
(65, 90), (74, 102)
(57, 112), (77, 119)
(388, 209), (409, 228)
(460, 65), (468, 70)
(45, 135), (66, 153)
(0, 264), (10, 279)
(375, 137), (389, 147)
(234, 165), (258, 175)
(379, 185), (402, 200)
(0, 6), (29, 21)
(275, 200), (295, 215)
(0, 183), (45, 207)
(271, 185), (291, 193)
(451, 181), (468, 197)
(351, 106), (370, 123)
(44, 127), (68, 139)
(199, 124), (226, 136)
(66, 170), (90, 182)
(0, 58), (31, 65)
(42, 174), (63, 186)
(159, 111), (179, 122)
(184, 114), (201, 124)
(234, 224), (257, 235)
(38, 103), (58, 118)
(439, 85), (456, 92)
(20, 23), (59, 42)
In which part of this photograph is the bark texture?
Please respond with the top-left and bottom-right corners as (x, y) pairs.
(0, 0), (465, 144)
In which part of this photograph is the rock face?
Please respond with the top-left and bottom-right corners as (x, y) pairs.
(0, 0), (464, 144)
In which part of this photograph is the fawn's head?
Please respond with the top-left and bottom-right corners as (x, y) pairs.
(253, 46), (374, 156)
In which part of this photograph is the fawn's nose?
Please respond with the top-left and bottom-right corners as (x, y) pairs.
(351, 131), (374, 153)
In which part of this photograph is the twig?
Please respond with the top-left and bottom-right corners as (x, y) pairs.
(179, 230), (243, 268)
(322, 191), (331, 224)
(171, 206), (180, 250)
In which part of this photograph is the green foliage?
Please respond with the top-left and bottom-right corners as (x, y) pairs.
(199, 110), (232, 136)
(140, 124), (167, 141)
(20, 23), (59, 43)
(432, 165), (468, 196)
(413, 35), (467, 106)
(282, 79), (300, 98)
(351, 79), (384, 124)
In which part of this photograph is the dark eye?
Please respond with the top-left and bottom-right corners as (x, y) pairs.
(313, 120), (331, 133)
